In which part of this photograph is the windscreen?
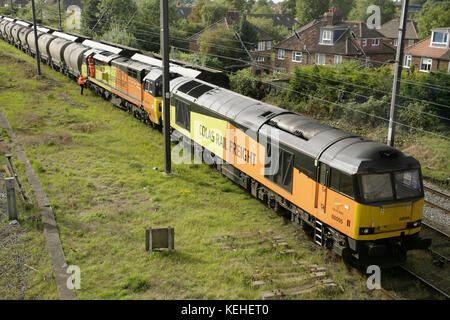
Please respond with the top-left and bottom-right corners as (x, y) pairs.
(394, 169), (422, 199)
(361, 173), (394, 202)
(360, 169), (422, 202)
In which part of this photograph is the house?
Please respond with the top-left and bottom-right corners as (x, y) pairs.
(188, 9), (299, 69)
(379, 18), (419, 48)
(404, 27), (450, 73)
(270, 8), (395, 74)
(12, 0), (28, 8)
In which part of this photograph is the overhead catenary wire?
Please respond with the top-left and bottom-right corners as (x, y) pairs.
(125, 29), (450, 122)
(32, 12), (450, 93)
(21, 15), (450, 139)
(73, 22), (450, 124)
(95, 30), (449, 139)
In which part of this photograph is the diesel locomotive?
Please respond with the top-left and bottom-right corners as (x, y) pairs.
(0, 16), (431, 265)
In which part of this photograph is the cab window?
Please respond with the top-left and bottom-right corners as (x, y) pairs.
(330, 169), (354, 198)
(265, 144), (294, 193)
(360, 173), (393, 202)
(393, 169), (422, 199)
(175, 99), (190, 130)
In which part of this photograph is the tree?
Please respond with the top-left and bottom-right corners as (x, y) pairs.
(239, 15), (259, 50)
(129, 0), (179, 52)
(252, 0), (277, 14)
(248, 16), (290, 40)
(201, 2), (228, 25)
(295, 0), (329, 25)
(101, 24), (138, 47)
(280, 0), (296, 16)
(329, 0), (355, 19)
(188, 0), (208, 23)
(417, 0), (450, 39)
(81, 0), (102, 35)
(224, 0), (254, 12)
(347, 0), (398, 24)
(97, 0), (137, 34)
(198, 27), (245, 68)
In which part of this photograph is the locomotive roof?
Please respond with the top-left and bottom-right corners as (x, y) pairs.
(112, 57), (151, 72)
(171, 77), (420, 175)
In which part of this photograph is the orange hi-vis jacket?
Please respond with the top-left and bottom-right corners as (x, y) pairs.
(88, 56), (95, 77)
(78, 76), (88, 85)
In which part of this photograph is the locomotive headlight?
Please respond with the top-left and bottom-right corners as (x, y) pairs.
(359, 227), (375, 235)
(407, 220), (421, 228)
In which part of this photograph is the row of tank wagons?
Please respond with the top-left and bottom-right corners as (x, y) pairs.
(0, 16), (129, 80)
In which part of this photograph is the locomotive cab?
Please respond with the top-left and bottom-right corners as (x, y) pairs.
(348, 152), (431, 264)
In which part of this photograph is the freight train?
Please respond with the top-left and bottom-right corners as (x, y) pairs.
(0, 16), (431, 266)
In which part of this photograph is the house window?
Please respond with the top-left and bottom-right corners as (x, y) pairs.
(404, 55), (412, 68)
(315, 53), (326, 65)
(292, 51), (302, 62)
(321, 29), (332, 44)
(258, 41), (265, 51)
(408, 39), (415, 47)
(267, 41), (272, 50)
(372, 39), (380, 46)
(257, 56), (265, 62)
(334, 55), (342, 64)
(420, 58), (432, 72)
(362, 39), (367, 47)
(432, 31), (448, 45)
(394, 39), (398, 46)
(278, 49), (285, 60)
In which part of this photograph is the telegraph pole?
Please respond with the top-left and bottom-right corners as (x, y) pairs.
(57, 0), (62, 31)
(387, 0), (409, 147)
(31, 0), (41, 76)
(161, 0), (171, 173)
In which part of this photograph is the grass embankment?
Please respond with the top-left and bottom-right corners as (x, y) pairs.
(0, 40), (386, 299)
(0, 123), (57, 298)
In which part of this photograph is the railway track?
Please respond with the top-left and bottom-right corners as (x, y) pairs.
(397, 265), (450, 299)
(393, 217), (450, 299)
(424, 185), (450, 215)
(421, 221), (450, 238)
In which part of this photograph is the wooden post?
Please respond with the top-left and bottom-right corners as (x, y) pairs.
(5, 177), (17, 220)
(168, 226), (173, 251)
(146, 228), (152, 252)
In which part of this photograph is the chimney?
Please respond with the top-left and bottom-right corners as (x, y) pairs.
(324, 7), (342, 26)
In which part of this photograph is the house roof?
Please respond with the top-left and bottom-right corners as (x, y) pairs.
(188, 10), (300, 43)
(405, 36), (450, 61)
(177, 6), (192, 20)
(276, 18), (394, 56)
(12, 0), (29, 5)
(379, 18), (419, 40)
(188, 18), (230, 42)
(247, 13), (298, 29)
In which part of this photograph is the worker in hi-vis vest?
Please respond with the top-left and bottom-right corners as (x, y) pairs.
(78, 75), (88, 95)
